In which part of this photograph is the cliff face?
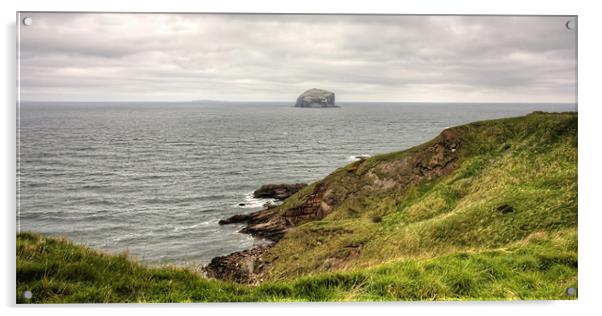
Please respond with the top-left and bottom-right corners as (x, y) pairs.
(294, 88), (337, 108)
(208, 112), (578, 285)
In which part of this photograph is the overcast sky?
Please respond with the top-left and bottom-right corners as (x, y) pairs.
(19, 13), (576, 102)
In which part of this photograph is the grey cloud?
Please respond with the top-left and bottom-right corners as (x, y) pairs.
(18, 13), (576, 102)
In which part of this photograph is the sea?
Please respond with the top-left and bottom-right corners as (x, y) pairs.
(16, 102), (577, 268)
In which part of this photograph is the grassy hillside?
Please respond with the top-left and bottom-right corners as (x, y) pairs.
(16, 112), (577, 302)
(260, 112), (577, 280)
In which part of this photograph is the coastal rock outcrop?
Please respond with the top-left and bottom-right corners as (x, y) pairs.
(204, 113), (577, 288)
(219, 208), (289, 241)
(253, 183), (307, 200)
(294, 89), (337, 108)
(217, 183), (308, 239)
(212, 129), (465, 283)
(203, 245), (272, 284)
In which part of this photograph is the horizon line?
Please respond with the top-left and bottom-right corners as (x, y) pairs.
(17, 100), (578, 104)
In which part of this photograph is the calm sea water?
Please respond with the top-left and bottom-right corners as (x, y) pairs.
(17, 102), (576, 267)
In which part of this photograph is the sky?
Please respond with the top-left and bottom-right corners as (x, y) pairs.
(18, 13), (577, 102)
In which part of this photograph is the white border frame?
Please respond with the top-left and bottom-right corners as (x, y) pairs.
(3, 1), (600, 315)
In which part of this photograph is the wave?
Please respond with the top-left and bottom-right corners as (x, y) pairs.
(73, 147), (96, 151)
(24, 182), (47, 188)
(85, 199), (120, 206)
(236, 191), (275, 209)
(82, 184), (108, 190)
(172, 220), (214, 232)
(142, 194), (232, 205)
(346, 154), (371, 162)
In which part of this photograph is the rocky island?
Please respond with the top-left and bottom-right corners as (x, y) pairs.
(294, 88), (338, 108)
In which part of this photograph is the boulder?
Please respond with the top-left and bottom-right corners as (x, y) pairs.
(203, 245), (271, 284)
(219, 208), (290, 241)
(263, 201), (278, 209)
(218, 214), (251, 225)
(294, 88), (337, 108)
(253, 183), (307, 200)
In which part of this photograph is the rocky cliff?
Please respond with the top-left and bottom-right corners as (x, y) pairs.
(207, 112), (577, 284)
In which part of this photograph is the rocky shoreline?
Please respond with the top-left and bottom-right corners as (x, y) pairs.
(218, 208), (290, 241)
(204, 128), (465, 283)
(204, 183), (307, 283)
(204, 127), (466, 283)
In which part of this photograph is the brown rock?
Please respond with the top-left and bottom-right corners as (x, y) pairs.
(218, 214), (251, 225)
(253, 183), (307, 200)
(203, 245), (272, 284)
(219, 208), (290, 242)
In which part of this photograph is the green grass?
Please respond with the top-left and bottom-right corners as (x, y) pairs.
(17, 229), (576, 302)
(262, 112), (577, 279)
(16, 112), (577, 302)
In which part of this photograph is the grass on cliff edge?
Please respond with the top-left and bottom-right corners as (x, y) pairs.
(262, 112), (577, 279)
(17, 230), (576, 303)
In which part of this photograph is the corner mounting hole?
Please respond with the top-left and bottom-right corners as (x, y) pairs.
(566, 287), (576, 296)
